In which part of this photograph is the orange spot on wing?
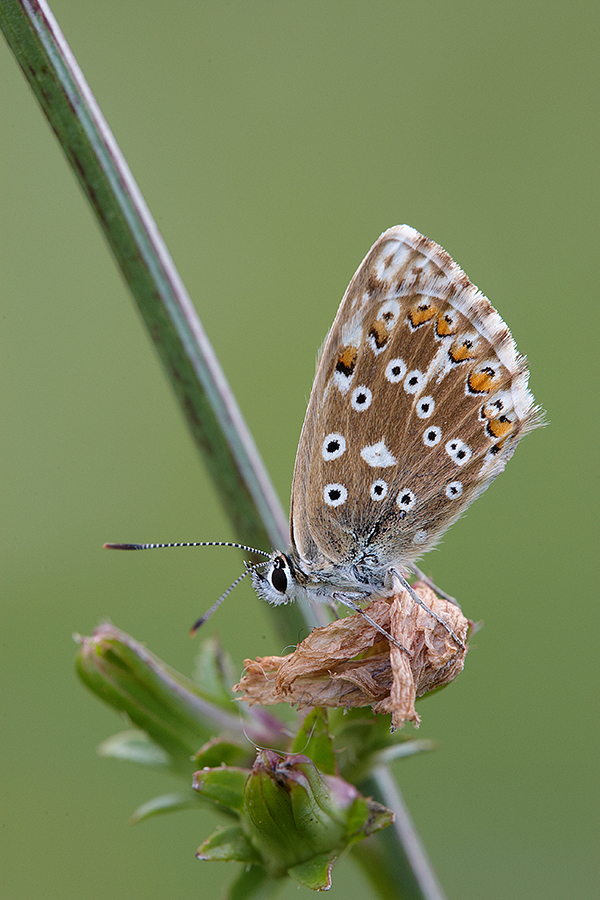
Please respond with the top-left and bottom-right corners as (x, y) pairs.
(449, 340), (475, 363)
(335, 346), (358, 376)
(409, 303), (437, 327)
(436, 313), (458, 336)
(486, 417), (513, 438)
(468, 369), (497, 393)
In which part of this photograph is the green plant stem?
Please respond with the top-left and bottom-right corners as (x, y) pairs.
(0, 3), (447, 897)
(353, 770), (448, 900)
(0, 0), (316, 644)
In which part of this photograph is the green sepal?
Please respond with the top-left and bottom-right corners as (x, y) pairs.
(285, 759), (349, 852)
(75, 626), (277, 776)
(287, 853), (335, 891)
(236, 750), (394, 880)
(196, 825), (259, 864)
(242, 757), (310, 874)
(345, 795), (394, 841)
(192, 766), (250, 814)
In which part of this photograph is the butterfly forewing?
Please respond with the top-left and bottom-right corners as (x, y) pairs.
(290, 225), (541, 584)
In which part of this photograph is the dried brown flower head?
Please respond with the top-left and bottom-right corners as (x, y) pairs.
(235, 579), (470, 729)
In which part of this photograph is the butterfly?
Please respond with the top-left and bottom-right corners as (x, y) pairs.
(107, 226), (542, 643)
(250, 226), (542, 618)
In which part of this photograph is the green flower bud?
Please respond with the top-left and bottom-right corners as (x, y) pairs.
(193, 750), (393, 889)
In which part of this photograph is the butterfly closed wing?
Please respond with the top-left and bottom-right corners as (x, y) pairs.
(252, 225), (542, 609)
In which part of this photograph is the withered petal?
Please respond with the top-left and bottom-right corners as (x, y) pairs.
(234, 582), (469, 729)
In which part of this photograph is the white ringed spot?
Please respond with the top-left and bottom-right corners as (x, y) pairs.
(445, 439), (472, 466)
(351, 385), (372, 411)
(385, 358), (407, 383)
(361, 440), (397, 468)
(396, 489), (416, 511)
(370, 479), (388, 501)
(416, 396), (435, 418)
(423, 426), (442, 447)
(413, 529), (428, 545)
(404, 369), (426, 394)
(324, 483), (347, 507)
(322, 433), (346, 461)
(445, 481), (463, 499)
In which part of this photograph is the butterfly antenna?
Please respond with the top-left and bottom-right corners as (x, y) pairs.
(104, 540), (271, 556)
(104, 540), (272, 634)
(189, 561), (267, 634)
(189, 569), (249, 634)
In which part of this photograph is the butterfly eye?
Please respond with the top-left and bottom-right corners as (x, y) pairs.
(270, 559), (288, 593)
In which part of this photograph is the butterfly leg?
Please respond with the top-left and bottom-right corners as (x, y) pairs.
(388, 568), (466, 651)
(408, 564), (460, 608)
(332, 592), (411, 655)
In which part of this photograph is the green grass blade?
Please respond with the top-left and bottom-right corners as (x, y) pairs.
(0, 0), (316, 641)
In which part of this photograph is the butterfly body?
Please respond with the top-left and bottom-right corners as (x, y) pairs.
(251, 225), (542, 609)
(251, 548), (384, 607)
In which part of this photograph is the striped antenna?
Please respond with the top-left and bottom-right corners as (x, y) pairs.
(189, 561), (266, 634)
(104, 540), (270, 556)
(103, 540), (271, 634)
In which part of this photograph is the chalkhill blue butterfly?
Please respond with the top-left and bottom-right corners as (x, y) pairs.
(107, 226), (542, 640)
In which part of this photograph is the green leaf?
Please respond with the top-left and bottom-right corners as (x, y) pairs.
(130, 792), (200, 824)
(374, 739), (436, 766)
(191, 636), (237, 709)
(291, 708), (336, 775)
(98, 729), (170, 768)
(193, 737), (255, 770)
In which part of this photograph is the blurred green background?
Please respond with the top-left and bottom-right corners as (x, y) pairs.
(2, 2), (597, 898)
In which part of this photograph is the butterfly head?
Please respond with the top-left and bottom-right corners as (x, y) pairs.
(251, 552), (302, 605)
